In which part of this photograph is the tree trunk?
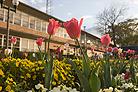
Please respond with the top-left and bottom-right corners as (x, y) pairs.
(112, 24), (116, 47)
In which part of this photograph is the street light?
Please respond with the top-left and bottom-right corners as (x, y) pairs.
(0, 0), (19, 49)
(84, 26), (86, 49)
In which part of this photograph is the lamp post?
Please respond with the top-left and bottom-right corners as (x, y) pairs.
(84, 26), (86, 49)
(0, 0), (19, 49)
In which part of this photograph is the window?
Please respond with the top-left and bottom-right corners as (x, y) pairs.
(29, 39), (34, 51)
(30, 15), (35, 30)
(21, 38), (28, 51)
(0, 8), (4, 21)
(46, 21), (49, 33)
(58, 27), (63, 37)
(22, 12), (29, 28)
(42, 21), (46, 33)
(36, 18), (41, 31)
(14, 10), (21, 26)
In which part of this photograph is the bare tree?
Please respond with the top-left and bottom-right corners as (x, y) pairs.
(96, 3), (129, 46)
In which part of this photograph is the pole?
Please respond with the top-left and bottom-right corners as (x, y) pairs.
(84, 26), (86, 49)
(46, 0), (48, 13)
(6, 6), (10, 49)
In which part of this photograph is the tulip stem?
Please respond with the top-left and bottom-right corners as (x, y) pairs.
(76, 39), (87, 64)
(47, 35), (51, 61)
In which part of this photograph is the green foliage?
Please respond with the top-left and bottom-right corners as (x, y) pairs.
(130, 55), (136, 83)
(67, 58), (92, 92)
(115, 18), (138, 45)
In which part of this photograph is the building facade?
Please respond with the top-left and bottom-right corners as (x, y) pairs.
(0, 0), (103, 57)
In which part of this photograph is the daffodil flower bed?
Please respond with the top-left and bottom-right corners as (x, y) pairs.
(0, 57), (79, 91)
(0, 56), (137, 92)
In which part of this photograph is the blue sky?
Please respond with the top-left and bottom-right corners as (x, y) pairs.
(19, 0), (138, 37)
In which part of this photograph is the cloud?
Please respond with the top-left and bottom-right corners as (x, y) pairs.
(36, 0), (43, 3)
(59, 4), (63, 6)
(19, 0), (28, 3)
(40, 7), (53, 13)
(82, 15), (92, 19)
(132, 14), (138, 18)
(40, 7), (46, 12)
(67, 13), (72, 16)
(134, 0), (138, 5)
(30, 0), (36, 4)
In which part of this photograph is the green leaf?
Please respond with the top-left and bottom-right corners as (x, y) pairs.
(67, 58), (92, 92)
(112, 76), (117, 88)
(130, 55), (136, 83)
(90, 72), (101, 92)
(82, 49), (91, 79)
(45, 53), (54, 89)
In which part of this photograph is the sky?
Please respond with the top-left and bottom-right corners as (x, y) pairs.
(19, 0), (138, 37)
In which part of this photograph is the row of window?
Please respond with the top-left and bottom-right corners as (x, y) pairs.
(0, 7), (102, 48)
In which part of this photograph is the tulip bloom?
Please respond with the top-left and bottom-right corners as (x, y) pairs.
(98, 53), (103, 59)
(91, 48), (94, 52)
(57, 47), (61, 53)
(100, 34), (111, 46)
(123, 51), (126, 55)
(131, 50), (135, 54)
(11, 38), (17, 45)
(113, 47), (118, 53)
(47, 18), (62, 35)
(64, 43), (69, 48)
(118, 48), (123, 53)
(36, 38), (45, 46)
(5, 49), (12, 56)
(55, 54), (58, 58)
(0, 50), (2, 53)
(99, 47), (103, 50)
(127, 49), (131, 54)
(23, 53), (28, 58)
(53, 48), (56, 52)
(95, 53), (97, 57)
(107, 47), (112, 52)
(124, 71), (130, 79)
(63, 18), (84, 39)
(32, 53), (35, 57)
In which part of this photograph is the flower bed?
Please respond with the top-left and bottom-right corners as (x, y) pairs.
(1, 18), (138, 92)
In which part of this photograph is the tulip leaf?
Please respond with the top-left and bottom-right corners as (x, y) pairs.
(82, 56), (87, 77)
(82, 49), (91, 79)
(118, 62), (129, 74)
(66, 58), (92, 92)
(112, 76), (117, 88)
(130, 55), (136, 83)
(90, 71), (101, 92)
(45, 53), (54, 89)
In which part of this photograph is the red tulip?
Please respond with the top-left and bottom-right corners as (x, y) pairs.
(57, 47), (61, 53)
(135, 55), (138, 59)
(100, 34), (111, 46)
(0, 50), (2, 53)
(99, 47), (103, 50)
(131, 50), (135, 54)
(63, 18), (84, 39)
(53, 48), (56, 52)
(47, 18), (62, 35)
(104, 48), (107, 52)
(123, 51), (126, 55)
(113, 47), (118, 53)
(23, 53), (28, 58)
(91, 48), (94, 52)
(36, 38), (45, 46)
(124, 71), (130, 79)
(107, 47), (112, 52)
(127, 49), (131, 54)
(95, 53), (97, 57)
(11, 38), (17, 44)
(55, 54), (58, 58)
